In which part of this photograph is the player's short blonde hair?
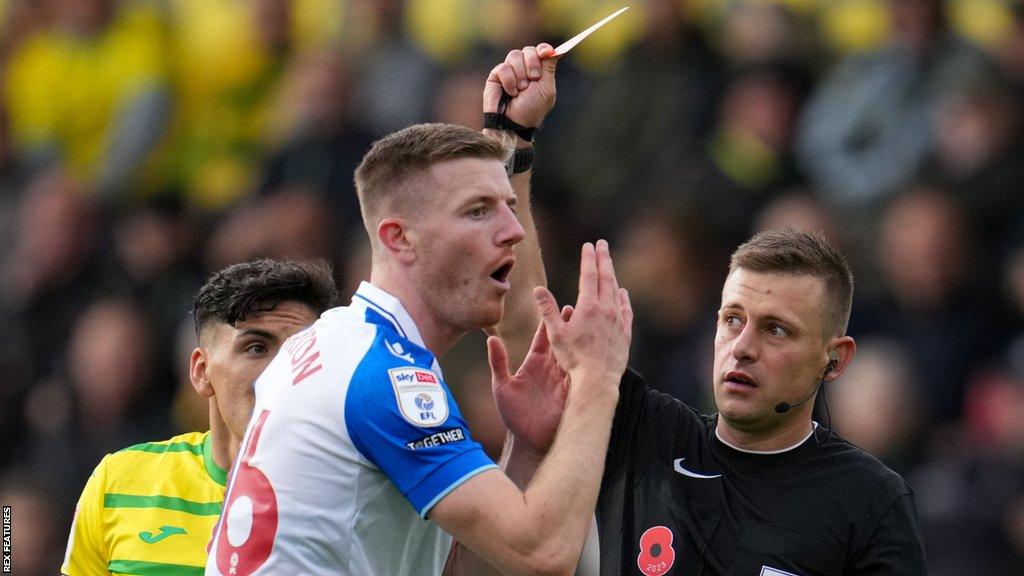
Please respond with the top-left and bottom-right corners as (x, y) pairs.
(354, 123), (510, 237)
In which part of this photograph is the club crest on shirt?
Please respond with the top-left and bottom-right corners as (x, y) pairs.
(388, 367), (448, 427)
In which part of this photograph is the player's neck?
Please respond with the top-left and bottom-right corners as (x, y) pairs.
(208, 404), (236, 472)
(715, 416), (815, 453)
(369, 271), (460, 356)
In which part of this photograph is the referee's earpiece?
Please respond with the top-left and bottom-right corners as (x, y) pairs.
(776, 351), (842, 414)
(824, 352), (839, 377)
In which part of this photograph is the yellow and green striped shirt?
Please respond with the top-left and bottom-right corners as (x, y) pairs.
(61, 431), (227, 575)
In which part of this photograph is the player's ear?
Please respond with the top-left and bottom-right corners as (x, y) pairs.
(190, 347), (215, 398)
(378, 218), (417, 264)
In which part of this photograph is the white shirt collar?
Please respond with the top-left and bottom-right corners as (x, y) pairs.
(715, 421), (820, 455)
(350, 281), (428, 350)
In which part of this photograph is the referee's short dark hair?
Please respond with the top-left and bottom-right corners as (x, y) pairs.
(729, 229), (854, 337)
(192, 258), (338, 335)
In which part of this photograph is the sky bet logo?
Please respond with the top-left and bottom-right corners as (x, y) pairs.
(394, 371), (438, 385)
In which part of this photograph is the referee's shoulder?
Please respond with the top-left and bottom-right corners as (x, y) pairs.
(615, 367), (710, 436)
(821, 430), (912, 495)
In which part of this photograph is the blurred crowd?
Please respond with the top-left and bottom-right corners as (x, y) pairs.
(2, 0), (1024, 573)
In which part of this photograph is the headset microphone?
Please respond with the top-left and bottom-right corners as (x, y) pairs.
(774, 357), (838, 414)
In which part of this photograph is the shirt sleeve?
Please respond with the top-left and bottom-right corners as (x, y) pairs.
(61, 459), (112, 575)
(605, 368), (648, 477)
(344, 358), (497, 518)
(848, 491), (927, 575)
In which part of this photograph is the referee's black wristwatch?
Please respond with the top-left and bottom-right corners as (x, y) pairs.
(504, 146), (534, 175)
(483, 92), (536, 175)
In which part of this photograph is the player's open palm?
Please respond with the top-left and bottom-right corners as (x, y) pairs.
(535, 240), (632, 397)
(488, 305), (577, 456)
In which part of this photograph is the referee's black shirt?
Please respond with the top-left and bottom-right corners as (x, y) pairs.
(596, 369), (926, 575)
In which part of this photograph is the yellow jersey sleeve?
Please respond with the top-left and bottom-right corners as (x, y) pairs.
(62, 458), (113, 575)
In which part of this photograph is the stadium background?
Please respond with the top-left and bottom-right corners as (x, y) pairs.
(1, 0), (1023, 573)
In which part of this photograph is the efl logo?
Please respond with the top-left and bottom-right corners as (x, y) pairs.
(414, 393), (435, 411)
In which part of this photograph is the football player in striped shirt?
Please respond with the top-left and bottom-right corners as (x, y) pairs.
(61, 258), (337, 575)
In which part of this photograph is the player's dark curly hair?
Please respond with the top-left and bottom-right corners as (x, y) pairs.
(192, 258), (338, 334)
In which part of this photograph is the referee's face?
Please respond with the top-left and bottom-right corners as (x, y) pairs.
(713, 269), (833, 441)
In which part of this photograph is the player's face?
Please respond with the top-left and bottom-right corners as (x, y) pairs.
(712, 269), (833, 434)
(199, 301), (318, 438)
(411, 157), (525, 332)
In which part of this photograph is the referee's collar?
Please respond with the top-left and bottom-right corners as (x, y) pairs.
(351, 281), (428, 350)
(714, 422), (820, 455)
(710, 419), (825, 469)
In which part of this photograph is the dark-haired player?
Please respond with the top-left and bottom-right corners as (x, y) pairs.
(62, 259), (337, 575)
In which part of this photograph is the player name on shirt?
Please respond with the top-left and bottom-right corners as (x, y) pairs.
(283, 326), (322, 385)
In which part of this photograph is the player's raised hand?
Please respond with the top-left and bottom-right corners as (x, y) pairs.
(488, 305), (574, 457)
(483, 43), (558, 129)
(534, 240), (632, 395)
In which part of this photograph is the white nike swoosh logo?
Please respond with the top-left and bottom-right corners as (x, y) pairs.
(673, 458), (721, 479)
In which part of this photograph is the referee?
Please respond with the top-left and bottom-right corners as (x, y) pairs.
(491, 223), (927, 574)
(466, 39), (926, 575)
(591, 230), (926, 575)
